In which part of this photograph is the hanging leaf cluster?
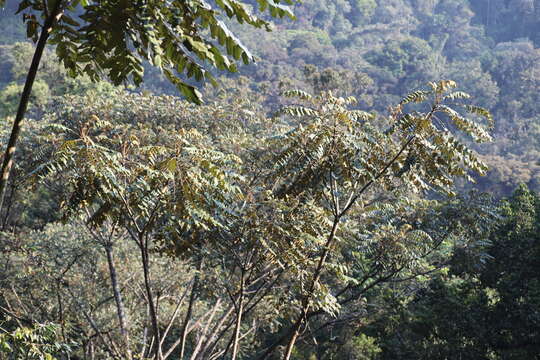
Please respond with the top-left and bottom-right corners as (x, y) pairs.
(13, 0), (296, 103)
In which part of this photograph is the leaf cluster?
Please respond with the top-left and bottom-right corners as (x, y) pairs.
(12, 0), (296, 103)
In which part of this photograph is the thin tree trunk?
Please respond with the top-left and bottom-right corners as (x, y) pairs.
(231, 270), (245, 360)
(190, 299), (222, 360)
(194, 304), (235, 360)
(179, 276), (198, 359)
(1, 182), (16, 230)
(279, 137), (417, 359)
(105, 244), (131, 358)
(282, 217), (340, 360)
(0, 0), (64, 213)
(139, 238), (163, 360)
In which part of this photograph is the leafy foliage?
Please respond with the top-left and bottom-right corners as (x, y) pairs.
(273, 80), (491, 200)
(368, 185), (540, 360)
(3, 1), (540, 359)
(32, 97), (243, 257)
(9, 0), (296, 103)
(4, 80), (492, 358)
(0, 322), (72, 360)
(3, 0), (539, 195)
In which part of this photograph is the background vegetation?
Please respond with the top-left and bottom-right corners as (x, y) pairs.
(0, 0), (539, 359)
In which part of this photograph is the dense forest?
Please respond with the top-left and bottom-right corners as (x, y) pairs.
(0, 0), (539, 359)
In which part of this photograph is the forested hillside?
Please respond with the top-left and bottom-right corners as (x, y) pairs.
(0, 1), (539, 359)
(236, 0), (540, 195)
(2, 0), (539, 194)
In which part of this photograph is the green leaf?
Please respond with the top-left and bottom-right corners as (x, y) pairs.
(16, 0), (32, 13)
(179, 83), (203, 105)
(282, 89), (313, 100)
(401, 90), (429, 104)
(61, 15), (80, 27)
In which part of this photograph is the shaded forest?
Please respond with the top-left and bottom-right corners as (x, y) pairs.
(0, 1), (539, 359)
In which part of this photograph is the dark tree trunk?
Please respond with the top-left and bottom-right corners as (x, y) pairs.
(105, 244), (131, 358)
(0, 0), (64, 213)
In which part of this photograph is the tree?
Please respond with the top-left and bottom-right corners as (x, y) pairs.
(15, 80), (491, 359)
(258, 80), (492, 359)
(371, 185), (540, 359)
(19, 89), (289, 359)
(0, 42), (115, 119)
(283, 191), (498, 360)
(0, 322), (72, 359)
(0, 0), (296, 214)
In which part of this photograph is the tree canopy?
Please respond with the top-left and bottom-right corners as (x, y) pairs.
(1, 1), (540, 359)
